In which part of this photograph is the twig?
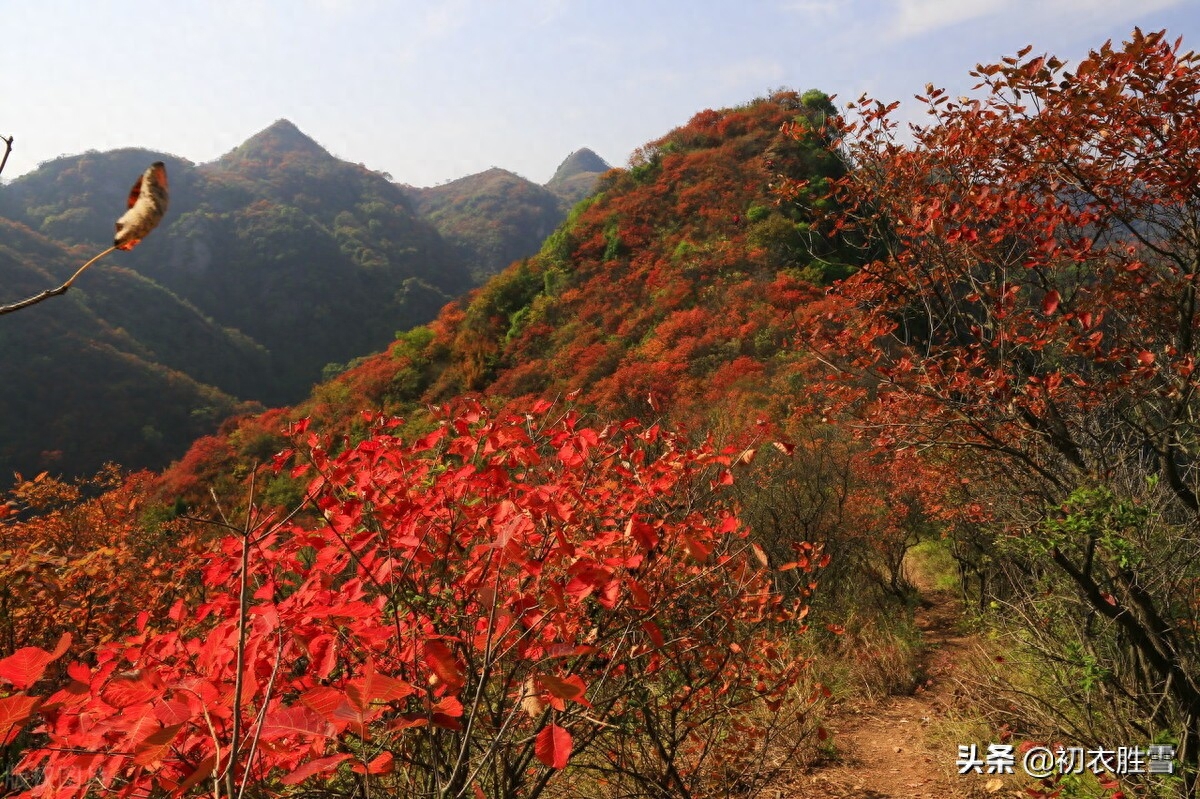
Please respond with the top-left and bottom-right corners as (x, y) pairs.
(0, 246), (117, 316)
(0, 135), (12, 178)
(225, 465), (258, 798)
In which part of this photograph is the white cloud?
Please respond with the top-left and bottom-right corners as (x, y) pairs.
(887, 0), (1009, 39)
(1026, 0), (1189, 37)
(779, 0), (840, 15)
(711, 57), (788, 93)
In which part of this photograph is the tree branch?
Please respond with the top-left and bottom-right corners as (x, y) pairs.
(0, 246), (116, 316)
(0, 135), (12, 178)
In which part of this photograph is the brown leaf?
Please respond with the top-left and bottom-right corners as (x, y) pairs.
(114, 162), (169, 251)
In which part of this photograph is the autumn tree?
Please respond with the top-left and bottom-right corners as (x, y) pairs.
(804, 29), (1200, 794)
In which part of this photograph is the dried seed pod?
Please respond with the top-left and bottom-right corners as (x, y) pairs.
(114, 162), (169, 250)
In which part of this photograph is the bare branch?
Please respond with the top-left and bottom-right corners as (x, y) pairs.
(0, 247), (118, 316)
(0, 135), (11, 178)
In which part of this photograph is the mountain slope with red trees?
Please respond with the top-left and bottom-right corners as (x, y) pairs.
(301, 92), (844, 430)
(151, 90), (854, 504)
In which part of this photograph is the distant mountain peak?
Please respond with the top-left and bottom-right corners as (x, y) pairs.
(547, 148), (610, 185)
(218, 119), (333, 165)
(545, 148), (611, 205)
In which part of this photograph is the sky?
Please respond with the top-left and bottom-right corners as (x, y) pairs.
(1, 0), (1197, 187)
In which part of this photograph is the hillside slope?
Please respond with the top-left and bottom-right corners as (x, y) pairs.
(317, 91), (846, 428)
(0, 218), (254, 478)
(161, 90), (852, 496)
(404, 167), (567, 280)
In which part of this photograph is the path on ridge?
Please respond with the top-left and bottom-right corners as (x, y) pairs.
(774, 588), (994, 799)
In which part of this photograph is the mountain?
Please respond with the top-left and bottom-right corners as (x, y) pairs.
(400, 150), (614, 282)
(0, 120), (473, 407)
(404, 168), (566, 280)
(544, 147), (611, 205)
(159, 91), (852, 499)
(0, 120), (481, 479)
(0, 218), (255, 479)
(216, 118), (333, 167)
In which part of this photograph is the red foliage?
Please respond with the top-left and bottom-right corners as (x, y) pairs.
(802, 29), (1200, 487)
(16, 402), (815, 797)
(0, 470), (209, 660)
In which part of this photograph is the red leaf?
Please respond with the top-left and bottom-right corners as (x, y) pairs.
(154, 699), (193, 727)
(432, 695), (464, 718)
(642, 620), (666, 648)
(281, 754), (352, 786)
(347, 660), (416, 710)
(0, 694), (41, 745)
(171, 754), (216, 795)
(0, 633), (71, 690)
(538, 673), (586, 703)
(625, 516), (658, 550)
(133, 723), (182, 767)
(262, 704), (329, 740)
(300, 687), (347, 723)
(535, 723), (573, 769)
(368, 750), (395, 774)
(101, 673), (159, 708)
(682, 535), (712, 562)
(1042, 289), (1060, 315)
(424, 640), (466, 692)
(1137, 350), (1155, 365)
(351, 750), (394, 775)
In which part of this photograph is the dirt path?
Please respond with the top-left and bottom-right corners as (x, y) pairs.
(773, 589), (987, 799)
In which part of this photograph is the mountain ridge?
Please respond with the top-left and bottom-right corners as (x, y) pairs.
(404, 167), (568, 280)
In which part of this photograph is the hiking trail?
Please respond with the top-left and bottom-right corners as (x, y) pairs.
(772, 583), (999, 799)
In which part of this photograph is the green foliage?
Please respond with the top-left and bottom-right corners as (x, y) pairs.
(800, 88), (837, 117)
(394, 324), (435, 352)
(538, 226), (574, 268)
(1036, 486), (1149, 570)
(601, 220), (625, 261)
(746, 203), (771, 223)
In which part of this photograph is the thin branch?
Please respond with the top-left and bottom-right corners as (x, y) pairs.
(225, 464), (258, 799)
(0, 135), (12, 178)
(0, 246), (117, 316)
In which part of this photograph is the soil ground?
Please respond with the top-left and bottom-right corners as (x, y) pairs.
(769, 575), (1008, 798)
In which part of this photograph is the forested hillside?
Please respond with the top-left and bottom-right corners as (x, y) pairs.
(0, 121), (471, 407)
(404, 168), (568, 280)
(261, 90), (844, 436)
(0, 122), (477, 477)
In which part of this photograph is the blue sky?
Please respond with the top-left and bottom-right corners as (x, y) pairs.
(1, 0), (1196, 187)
